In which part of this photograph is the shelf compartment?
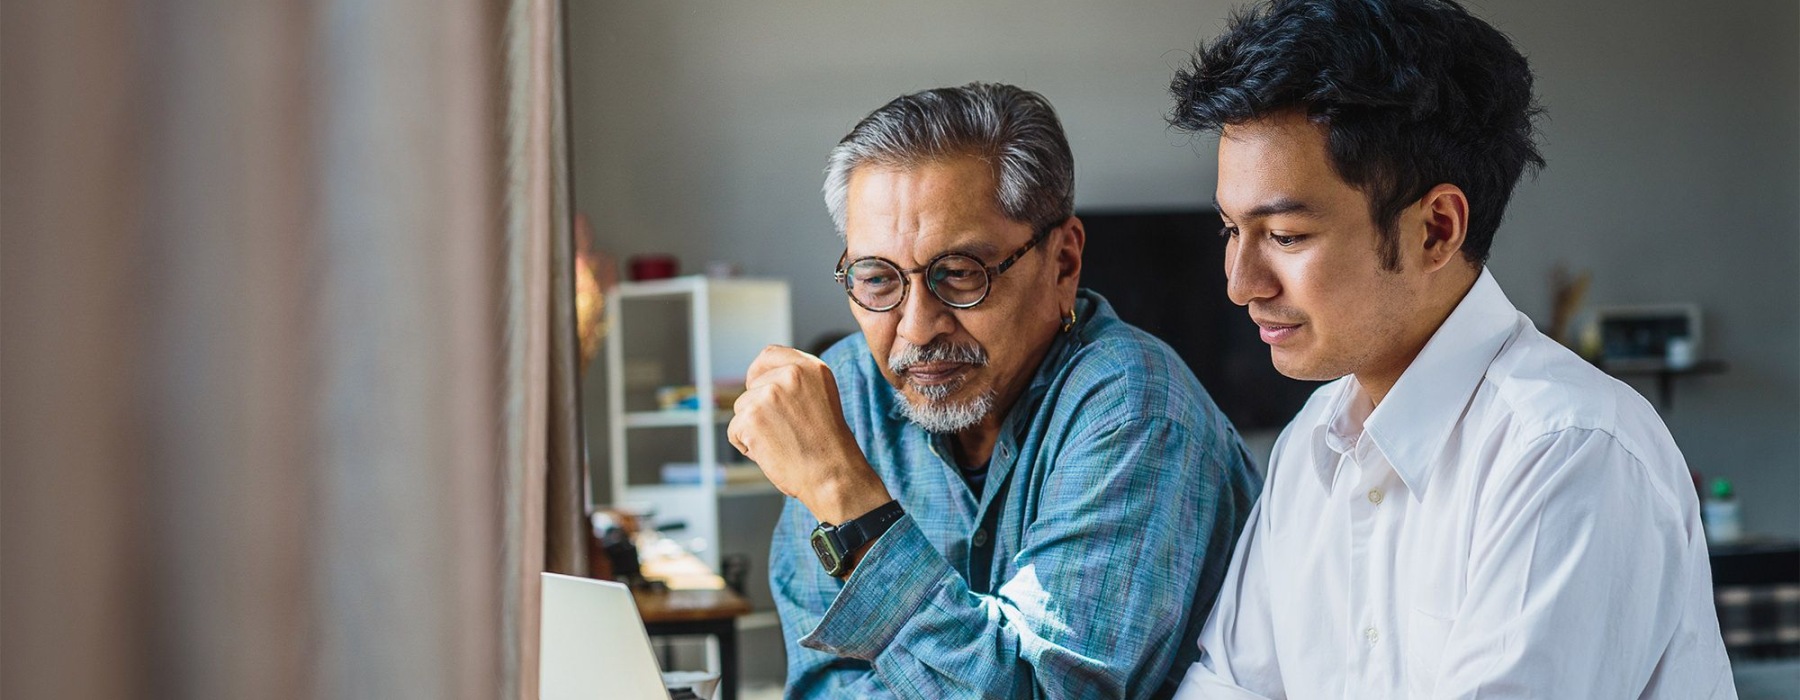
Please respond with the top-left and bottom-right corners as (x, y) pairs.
(624, 409), (734, 428)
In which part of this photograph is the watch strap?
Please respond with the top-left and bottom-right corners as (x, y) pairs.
(831, 499), (905, 554)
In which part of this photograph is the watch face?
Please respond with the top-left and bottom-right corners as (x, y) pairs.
(810, 529), (841, 573)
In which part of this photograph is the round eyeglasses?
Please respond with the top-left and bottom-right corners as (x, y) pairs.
(833, 227), (1052, 312)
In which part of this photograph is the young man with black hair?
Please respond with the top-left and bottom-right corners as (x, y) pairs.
(1168, 1), (1735, 697)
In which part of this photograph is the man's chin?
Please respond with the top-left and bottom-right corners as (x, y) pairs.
(1270, 350), (1344, 383)
(894, 386), (997, 435)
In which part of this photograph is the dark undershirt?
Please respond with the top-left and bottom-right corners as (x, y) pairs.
(945, 436), (991, 495)
(959, 460), (988, 495)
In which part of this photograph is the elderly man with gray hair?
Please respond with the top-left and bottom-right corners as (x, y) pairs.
(727, 82), (1258, 699)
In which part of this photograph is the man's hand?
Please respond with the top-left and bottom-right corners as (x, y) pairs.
(727, 346), (893, 525)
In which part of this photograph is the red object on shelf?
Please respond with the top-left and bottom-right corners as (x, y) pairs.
(628, 254), (678, 281)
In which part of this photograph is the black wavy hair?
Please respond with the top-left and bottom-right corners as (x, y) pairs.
(1169, 0), (1544, 268)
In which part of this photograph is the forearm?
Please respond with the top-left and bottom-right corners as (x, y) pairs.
(807, 516), (1204, 699)
(773, 497), (892, 698)
(778, 413), (1248, 699)
(1174, 667), (1278, 700)
(1174, 499), (1281, 699)
(781, 653), (894, 699)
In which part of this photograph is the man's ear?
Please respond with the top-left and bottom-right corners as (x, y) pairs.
(1055, 216), (1085, 289)
(1416, 184), (1469, 273)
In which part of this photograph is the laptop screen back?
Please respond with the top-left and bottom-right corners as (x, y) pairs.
(539, 573), (667, 699)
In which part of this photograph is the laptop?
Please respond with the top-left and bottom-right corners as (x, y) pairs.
(540, 572), (708, 700)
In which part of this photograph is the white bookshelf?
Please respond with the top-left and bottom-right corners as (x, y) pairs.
(604, 275), (791, 570)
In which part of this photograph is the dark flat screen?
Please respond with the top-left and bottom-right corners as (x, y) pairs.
(1077, 209), (1320, 432)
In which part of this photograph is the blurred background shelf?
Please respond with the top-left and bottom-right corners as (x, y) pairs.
(604, 275), (791, 571)
(624, 409), (736, 428)
(1600, 359), (1728, 409)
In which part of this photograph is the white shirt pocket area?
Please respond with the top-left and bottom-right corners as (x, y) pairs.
(1405, 607), (1455, 698)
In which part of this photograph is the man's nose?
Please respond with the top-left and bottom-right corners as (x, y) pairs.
(1225, 239), (1278, 307)
(894, 279), (956, 348)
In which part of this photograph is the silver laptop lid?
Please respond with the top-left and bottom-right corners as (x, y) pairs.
(539, 572), (667, 700)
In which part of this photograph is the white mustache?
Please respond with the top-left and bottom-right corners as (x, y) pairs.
(888, 340), (989, 375)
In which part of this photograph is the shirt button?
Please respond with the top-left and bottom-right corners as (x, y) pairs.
(1365, 627), (1380, 645)
(972, 529), (989, 547)
(1367, 488), (1384, 505)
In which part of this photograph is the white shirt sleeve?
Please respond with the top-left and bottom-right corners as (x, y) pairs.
(1174, 499), (1283, 700)
(1426, 427), (1721, 698)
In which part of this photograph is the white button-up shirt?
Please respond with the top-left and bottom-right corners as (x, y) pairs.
(1176, 270), (1736, 699)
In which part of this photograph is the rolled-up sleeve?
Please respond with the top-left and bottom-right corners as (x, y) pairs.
(801, 516), (947, 659)
(771, 493), (896, 698)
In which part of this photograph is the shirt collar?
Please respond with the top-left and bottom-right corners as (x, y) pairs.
(1316, 268), (1520, 498)
(1320, 382), (1373, 456)
(992, 290), (1100, 451)
(1021, 289), (1099, 400)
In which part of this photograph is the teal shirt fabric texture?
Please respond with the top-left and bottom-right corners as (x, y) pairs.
(770, 289), (1261, 699)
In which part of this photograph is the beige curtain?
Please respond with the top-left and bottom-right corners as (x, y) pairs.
(534, 0), (591, 588)
(506, 0), (591, 696)
(1, 1), (580, 698)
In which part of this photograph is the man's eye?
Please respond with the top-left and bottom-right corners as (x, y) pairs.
(1219, 225), (1240, 239)
(1271, 233), (1301, 247)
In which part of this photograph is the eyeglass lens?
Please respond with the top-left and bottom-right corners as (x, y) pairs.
(844, 255), (990, 310)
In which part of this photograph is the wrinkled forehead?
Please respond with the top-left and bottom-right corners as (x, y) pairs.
(842, 160), (1021, 265)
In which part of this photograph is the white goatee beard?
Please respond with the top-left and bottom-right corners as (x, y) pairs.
(893, 387), (996, 434)
(888, 339), (993, 434)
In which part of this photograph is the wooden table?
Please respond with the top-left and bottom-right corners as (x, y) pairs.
(634, 537), (753, 700)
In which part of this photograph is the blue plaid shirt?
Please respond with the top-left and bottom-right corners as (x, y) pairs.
(771, 290), (1260, 699)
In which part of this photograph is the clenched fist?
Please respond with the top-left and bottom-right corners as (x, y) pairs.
(727, 346), (893, 525)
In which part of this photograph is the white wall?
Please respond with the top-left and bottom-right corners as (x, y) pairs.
(1483, 0), (1800, 540)
(569, 0), (1800, 541)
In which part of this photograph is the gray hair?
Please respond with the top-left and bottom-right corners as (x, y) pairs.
(823, 82), (1076, 236)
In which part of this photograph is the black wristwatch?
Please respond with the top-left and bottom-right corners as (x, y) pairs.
(809, 500), (905, 577)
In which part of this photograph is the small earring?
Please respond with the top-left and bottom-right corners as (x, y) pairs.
(1060, 307), (1078, 333)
